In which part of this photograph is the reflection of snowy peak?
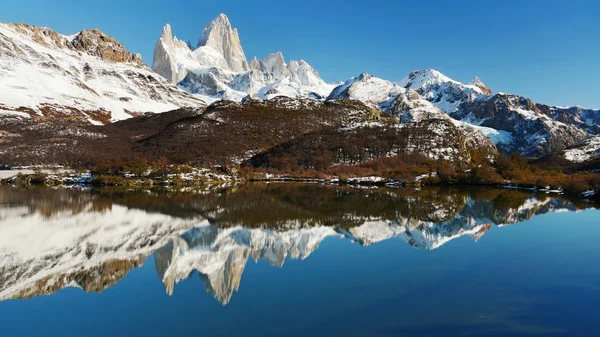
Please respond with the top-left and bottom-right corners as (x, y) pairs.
(0, 186), (584, 305)
(153, 14), (334, 103)
(154, 225), (338, 304)
(0, 204), (200, 300)
(153, 194), (577, 304)
(0, 23), (204, 123)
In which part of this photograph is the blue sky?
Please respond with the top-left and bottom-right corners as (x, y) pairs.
(2, 0), (599, 108)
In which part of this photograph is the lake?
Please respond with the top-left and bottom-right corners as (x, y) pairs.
(0, 184), (598, 337)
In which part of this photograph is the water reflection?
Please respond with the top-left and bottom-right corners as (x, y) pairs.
(0, 184), (592, 304)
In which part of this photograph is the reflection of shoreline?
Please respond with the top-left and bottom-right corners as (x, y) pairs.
(0, 185), (587, 304)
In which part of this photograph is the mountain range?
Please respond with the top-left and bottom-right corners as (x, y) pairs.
(0, 13), (598, 164)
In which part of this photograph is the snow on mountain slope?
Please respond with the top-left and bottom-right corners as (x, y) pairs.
(563, 135), (600, 163)
(395, 69), (591, 157)
(327, 73), (404, 106)
(153, 14), (334, 102)
(0, 23), (205, 123)
(398, 69), (489, 113)
(328, 73), (497, 153)
(457, 93), (589, 157)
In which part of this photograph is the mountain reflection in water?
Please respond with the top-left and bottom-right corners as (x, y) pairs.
(0, 184), (593, 305)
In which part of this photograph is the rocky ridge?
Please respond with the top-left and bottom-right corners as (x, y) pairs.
(0, 22), (204, 123)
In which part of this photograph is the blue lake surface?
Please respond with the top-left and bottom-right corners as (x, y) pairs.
(0, 185), (598, 337)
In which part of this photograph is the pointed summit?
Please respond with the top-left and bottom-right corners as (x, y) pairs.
(198, 13), (249, 72)
(469, 76), (492, 94)
(160, 24), (173, 44)
(153, 23), (192, 84)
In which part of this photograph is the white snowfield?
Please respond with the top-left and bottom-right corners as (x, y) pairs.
(564, 135), (600, 162)
(0, 23), (204, 122)
(397, 68), (488, 113)
(153, 14), (335, 103)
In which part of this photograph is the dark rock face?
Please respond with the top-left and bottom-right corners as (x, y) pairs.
(457, 94), (588, 157)
(537, 104), (600, 135)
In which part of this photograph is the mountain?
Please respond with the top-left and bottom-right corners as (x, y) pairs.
(0, 16), (596, 163)
(329, 69), (591, 158)
(152, 14), (335, 102)
(455, 93), (589, 157)
(398, 69), (488, 113)
(198, 13), (249, 73)
(537, 104), (600, 134)
(326, 73), (496, 153)
(0, 96), (496, 167)
(0, 23), (204, 123)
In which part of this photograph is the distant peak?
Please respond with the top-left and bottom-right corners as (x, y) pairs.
(212, 13), (232, 28)
(160, 24), (173, 42)
(470, 76), (482, 84)
(469, 76), (492, 94)
(266, 51), (285, 60)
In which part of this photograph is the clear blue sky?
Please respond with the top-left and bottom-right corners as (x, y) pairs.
(2, 0), (599, 108)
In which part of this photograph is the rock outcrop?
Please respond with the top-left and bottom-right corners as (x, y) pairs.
(8, 23), (145, 66)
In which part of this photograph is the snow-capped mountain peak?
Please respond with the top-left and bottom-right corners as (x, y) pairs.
(327, 73), (404, 105)
(396, 69), (491, 115)
(153, 14), (334, 102)
(398, 69), (458, 88)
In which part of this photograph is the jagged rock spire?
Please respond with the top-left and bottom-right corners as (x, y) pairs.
(198, 13), (249, 72)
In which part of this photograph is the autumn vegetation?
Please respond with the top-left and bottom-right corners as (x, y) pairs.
(0, 99), (598, 198)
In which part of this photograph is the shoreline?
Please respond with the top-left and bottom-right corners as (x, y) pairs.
(1, 170), (597, 202)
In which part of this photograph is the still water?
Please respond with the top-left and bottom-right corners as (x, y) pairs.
(0, 184), (598, 337)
